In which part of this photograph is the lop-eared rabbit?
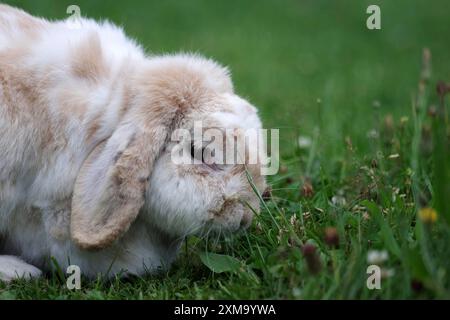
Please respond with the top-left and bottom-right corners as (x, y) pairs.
(0, 5), (266, 281)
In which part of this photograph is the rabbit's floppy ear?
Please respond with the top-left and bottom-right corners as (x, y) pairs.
(71, 122), (168, 250)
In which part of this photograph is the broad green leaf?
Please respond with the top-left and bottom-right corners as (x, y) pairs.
(199, 252), (241, 274)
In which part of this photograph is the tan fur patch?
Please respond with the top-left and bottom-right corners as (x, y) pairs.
(86, 112), (102, 141)
(136, 63), (215, 118)
(57, 87), (88, 120)
(71, 33), (108, 82)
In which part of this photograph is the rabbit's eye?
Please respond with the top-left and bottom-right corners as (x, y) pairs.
(190, 142), (205, 163)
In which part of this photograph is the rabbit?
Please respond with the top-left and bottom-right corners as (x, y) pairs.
(0, 4), (267, 281)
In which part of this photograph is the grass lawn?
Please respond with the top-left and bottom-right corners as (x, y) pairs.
(1, 0), (449, 299)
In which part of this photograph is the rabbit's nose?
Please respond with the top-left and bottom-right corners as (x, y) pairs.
(239, 211), (253, 229)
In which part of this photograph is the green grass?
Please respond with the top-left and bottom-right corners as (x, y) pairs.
(1, 0), (449, 299)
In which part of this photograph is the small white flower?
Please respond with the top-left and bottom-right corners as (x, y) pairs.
(298, 136), (312, 149)
(367, 250), (389, 265)
(331, 195), (346, 206)
(292, 287), (302, 298)
(367, 129), (379, 139)
(381, 268), (395, 279)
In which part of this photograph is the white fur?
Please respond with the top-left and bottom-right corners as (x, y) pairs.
(0, 256), (42, 281)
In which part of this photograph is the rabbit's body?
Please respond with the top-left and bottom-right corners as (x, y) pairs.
(0, 5), (266, 281)
(0, 5), (181, 278)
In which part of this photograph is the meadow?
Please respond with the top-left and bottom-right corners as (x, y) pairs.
(0, 0), (449, 299)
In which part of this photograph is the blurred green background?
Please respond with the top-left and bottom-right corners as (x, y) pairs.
(6, 0), (450, 157)
(2, 0), (450, 300)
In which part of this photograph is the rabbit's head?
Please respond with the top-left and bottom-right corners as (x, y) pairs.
(71, 54), (267, 250)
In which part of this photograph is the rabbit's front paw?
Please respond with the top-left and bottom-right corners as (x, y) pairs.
(0, 255), (42, 282)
